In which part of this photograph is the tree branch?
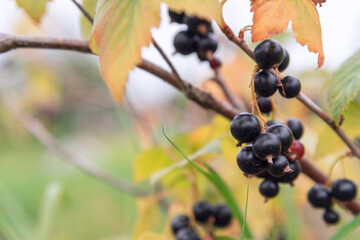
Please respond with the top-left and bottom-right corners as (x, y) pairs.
(70, 0), (94, 24)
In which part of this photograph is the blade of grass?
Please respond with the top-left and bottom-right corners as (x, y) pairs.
(281, 185), (301, 240)
(330, 214), (360, 240)
(270, 220), (278, 240)
(240, 179), (250, 240)
(162, 127), (253, 239)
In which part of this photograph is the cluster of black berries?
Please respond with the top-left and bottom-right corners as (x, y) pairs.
(308, 179), (357, 224)
(171, 201), (232, 240)
(230, 113), (305, 199)
(253, 39), (301, 99)
(168, 9), (221, 69)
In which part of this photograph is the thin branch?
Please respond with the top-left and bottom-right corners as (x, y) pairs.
(70, 0), (94, 24)
(2, 94), (148, 197)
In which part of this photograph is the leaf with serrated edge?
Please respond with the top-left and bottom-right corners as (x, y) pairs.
(251, 0), (324, 68)
(328, 49), (360, 122)
(90, 0), (221, 103)
(15, 0), (50, 23)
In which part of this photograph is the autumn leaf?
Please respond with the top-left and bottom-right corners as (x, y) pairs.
(251, 0), (324, 68)
(89, 0), (220, 103)
(15, 0), (50, 23)
(80, 0), (97, 38)
(312, 0), (326, 7)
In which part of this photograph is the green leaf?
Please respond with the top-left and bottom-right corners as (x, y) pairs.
(328, 49), (360, 122)
(162, 127), (253, 239)
(80, 0), (97, 38)
(281, 186), (301, 240)
(216, 236), (236, 240)
(240, 180), (250, 240)
(330, 214), (360, 240)
(15, 0), (50, 23)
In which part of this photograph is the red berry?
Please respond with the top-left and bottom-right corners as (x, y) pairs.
(286, 140), (304, 161)
(210, 57), (222, 69)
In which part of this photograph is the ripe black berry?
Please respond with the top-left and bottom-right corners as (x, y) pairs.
(168, 9), (185, 24)
(237, 145), (267, 175)
(257, 97), (272, 114)
(267, 155), (292, 177)
(252, 133), (282, 163)
(266, 120), (282, 127)
(254, 39), (284, 69)
(256, 169), (271, 178)
(323, 209), (339, 225)
(259, 178), (279, 198)
(278, 49), (290, 72)
(197, 35), (218, 61)
(332, 179), (357, 201)
(279, 75), (301, 98)
(285, 140), (304, 161)
(277, 161), (301, 183)
(254, 71), (278, 97)
(183, 15), (210, 35)
(266, 124), (294, 153)
(287, 118), (303, 139)
(193, 201), (213, 223)
(173, 31), (197, 55)
(308, 184), (332, 208)
(213, 204), (232, 228)
(230, 113), (261, 144)
(171, 215), (190, 234)
(176, 228), (200, 240)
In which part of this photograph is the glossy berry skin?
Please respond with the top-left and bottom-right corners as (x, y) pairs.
(230, 113), (261, 144)
(193, 201), (213, 223)
(287, 118), (304, 139)
(168, 10), (185, 23)
(308, 184), (332, 208)
(237, 145), (266, 175)
(171, 215), (190, 234)
(213, 204), (232, 228)
(209, 57), (221, 69)
(267, 155), (291, 177)
(257, 97), (272, 114)
(254, 39), (284, 69)
(183, 15), (210, 35)
(176, 228), (200, 240)
(266, 124), (294, 153)
(173, 31), (197, 55)
(279, 75), (301, 98)
(266, 120), (282, 127)
(259, 179), (279, 198)
(256, 169), (271, 178)
(252, 133), (282, 162)
(197, 35), (218, 61)
(286, 140), (305, 161)
(278, 49), (290, 72)
(332, 179), (357, 201)
(254, 71), (278, 97)
(277, 161), (301, 183)
(323, 209), (339, 225)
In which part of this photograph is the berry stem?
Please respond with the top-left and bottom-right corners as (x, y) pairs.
(70, 0), (94, 24)
(251, 66), (267, 132)
(325, 155), (348, 186)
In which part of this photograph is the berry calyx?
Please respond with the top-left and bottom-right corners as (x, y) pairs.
(279, 75), (301, 98)
(257, 97), (272, 114)
(323, 209), (339, 225)
(266, 124), (294, 153)
(277, 161), (301, 183)
(213, 204), (232, 228)
(259, 178), (279, 198)
(237, 144), (267, 175)
(287, 118), (304, 140)
(286, 140), (305, 161)
(176, 228), (200, 240)
(267, 155), (292, 177)
(252, 133), (282, 163)
(173, 31), (197, 55)
(230, 113), (261, 144)
(254, 39), (285, 69)
(332, 179), (357, 201)
(254, 71), (278, 97)
(307, 184), (332, 208)
(171, 215), (190, 234)
(278, 49), (290, 72)
(193, 201), (213, 223)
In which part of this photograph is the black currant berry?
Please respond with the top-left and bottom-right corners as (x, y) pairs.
(193, 201), (213, 223)
(287, 118), (303, 140)
(267, 155), (292, 177)
(230, 113), (261, 144)
(259, 178), (279, 198)
(254, 39), (284, 69)
(279, 75), (301, 98)
(266, 124), (294, 153)
(171, 215), (190, 234)
(332, 179), (357, 201)
(213, 204), (232, 228)
(173, 31), (197, 55)
(285, 140), (305, 161)
(252, 133), (282, 163)
(266, 120), (283, 127)
(183, 15), (210, 36)
(277, 161), (301, 183)
(308, 184), (332, 208)
(254, 71), (278, 97)
(257, 97), (272, 114)
(168, 9), (185, 24)
(323, 209), (339, 225)
(176, 228), (200, 240)
(278, 49), (290, 72)
(197, 35), (218, 61)
(256, 169), (271, 178)
(237, 145), (267, 175)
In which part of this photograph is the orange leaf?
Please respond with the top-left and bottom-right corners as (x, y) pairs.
(251, 0), (324, 68)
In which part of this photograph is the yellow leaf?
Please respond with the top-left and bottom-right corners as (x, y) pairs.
(251, 0), (324, 68)
(15, 0), (50, 23)
(138, 232), (165, 240)
(80, 0), (97, 39)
